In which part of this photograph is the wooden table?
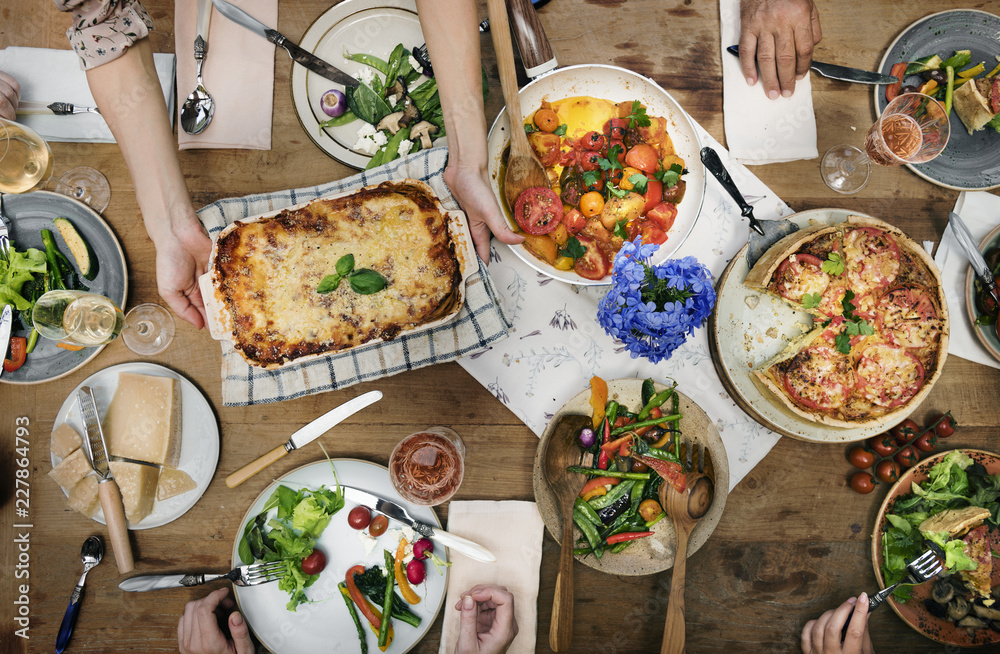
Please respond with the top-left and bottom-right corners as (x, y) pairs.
(2, 1), (999, 652)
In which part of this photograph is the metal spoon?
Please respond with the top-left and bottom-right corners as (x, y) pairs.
(180, 0), (215, 135)
(55, 536), (104, 654)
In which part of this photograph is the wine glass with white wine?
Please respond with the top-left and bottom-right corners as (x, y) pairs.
(0, 117), (111, 212)
(821, 93), (951, 195)
(32, 290), (175, 355)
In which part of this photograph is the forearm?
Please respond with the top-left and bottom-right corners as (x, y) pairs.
(84, 39), (198, 244)
(414, 0), (488, 170)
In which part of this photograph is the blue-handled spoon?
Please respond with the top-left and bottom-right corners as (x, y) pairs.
(56, 536), (103, 653)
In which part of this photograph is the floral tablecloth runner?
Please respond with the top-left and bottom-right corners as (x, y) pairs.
(459, 128), (794, 490)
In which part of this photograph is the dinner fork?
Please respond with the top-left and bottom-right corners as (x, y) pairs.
(117, 560), (286, 592)
(841, 549), (943, 640)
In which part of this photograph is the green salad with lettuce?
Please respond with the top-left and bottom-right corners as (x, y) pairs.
(238, 464), (345, 611)
(881, 451), (1000, 601)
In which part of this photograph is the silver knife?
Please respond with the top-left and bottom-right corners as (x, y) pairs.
(212, 0), (359, 88)
(78, 387), (135, 574)
(949, 211), (1000, 306)
(225, 390), (383, 488)
(726, 45), (899, 85)
(341, 485), (496, 562)
(0, 305), (12, 378)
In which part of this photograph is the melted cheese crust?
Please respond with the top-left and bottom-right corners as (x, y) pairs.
(214, 182), (461, 367)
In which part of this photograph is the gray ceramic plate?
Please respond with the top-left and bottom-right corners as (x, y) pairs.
(965, 223), (1000, 364)
(1, 191), (127, 384)
(532, 379), (729, 576)
(875, 9), (1000, 191)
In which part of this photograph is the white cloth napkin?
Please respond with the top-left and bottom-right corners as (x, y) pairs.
(0, 46), (175, 143)
(933, 191), (1000, 370)
(719, 0), (818, 164)
(459, 127), (789, 492)
(438, 501), (544, 654)
(175, 0), (276, 150)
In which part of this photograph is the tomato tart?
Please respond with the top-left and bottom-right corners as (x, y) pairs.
(744, 215), (948, 428)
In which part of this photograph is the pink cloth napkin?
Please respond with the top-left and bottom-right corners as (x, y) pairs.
(174, 0), (275, 149)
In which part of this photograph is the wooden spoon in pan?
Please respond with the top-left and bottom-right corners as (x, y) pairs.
(486, 0), (549, 211)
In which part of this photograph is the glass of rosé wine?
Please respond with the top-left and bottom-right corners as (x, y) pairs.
(821, 93), (950, 195)
(389, 427), (465, 506)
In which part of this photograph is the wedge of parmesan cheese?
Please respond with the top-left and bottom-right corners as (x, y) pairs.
(104, 372), (182, 467)
(109, 460), (160, 525)
(67, 476), (100, 518)
(50, 423), (83, 459)
(156, 467), (197, 501)
(48, 448), (93, 491)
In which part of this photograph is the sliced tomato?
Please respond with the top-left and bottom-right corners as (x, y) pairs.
(842, 226), (900, 293)
(3, 336), (27, 373)
(527, 131), (561, 167)
(514, 187), (563, 235)
(772, 253), (830, 304)
(646, 202), (677, 233)
(625, 144), (659, 175)
(579, 150), (603, 172)
(635, 455), (686, 494)
(991, 76), (1000, 114)
(638, 116), (667, 145)
(639, 224), (667, 245)
(563, 208), (586, 234)
(877, 286), (941, 349)
(783, 345), (855, 410)
(642, 179), (663, 214)
(573, 234), (609, 280)
(855, 344), (925, 408)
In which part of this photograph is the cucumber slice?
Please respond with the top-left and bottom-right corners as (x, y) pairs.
(905, 54), (943, 76)
(52, 216), (97, 280)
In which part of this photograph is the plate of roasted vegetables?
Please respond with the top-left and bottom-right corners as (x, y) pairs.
(876, 9), (1000, 190)
(0, 191), (127, 384)
(873, 449), (1000, 647)
(532, 377), (728, 576)
(964, 222), (1000, 364)
(232, 458), (448, 654)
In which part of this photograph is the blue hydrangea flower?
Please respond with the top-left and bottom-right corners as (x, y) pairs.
(597, 239), (716, 363)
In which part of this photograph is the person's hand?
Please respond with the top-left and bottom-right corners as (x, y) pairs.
(801, 593), (875, 654)
(0, 71), (20, 120)
(152, 216), (212, 329)
(444, 160), (523, 263)
(454, 584), (518, 654)
(177, 587), (254, 654)
(739, 0), (822, 99)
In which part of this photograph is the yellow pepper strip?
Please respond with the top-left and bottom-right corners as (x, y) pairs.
(958, 62), (985, 79)
(651, 431), (674, 449)
(394, 538), (421, 605)
(917, 79), (939, 96)
(988, 61), (1000, 79)
(580, 486), (608, 502)
(365, 599), (394, 651)
(590, 376), (608, 429)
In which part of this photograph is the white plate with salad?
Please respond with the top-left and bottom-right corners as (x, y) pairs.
(0, 191), (127, 384)
(232, 458), (449, 654)
(291, 0), (446, 169)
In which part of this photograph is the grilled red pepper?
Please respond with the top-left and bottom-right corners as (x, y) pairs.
(885, 62), (908, 103)
(636, 454), (686, 494)
(346, 565), (382, 630)
(597, 418), (612, 469)
(3, 336), (27, 373)
(606, 531), (654, 544)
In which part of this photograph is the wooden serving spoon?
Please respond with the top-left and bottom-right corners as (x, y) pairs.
(541, 413), (592, 652)
(659, 456), (715, 654)
(486, 0), (550, 211)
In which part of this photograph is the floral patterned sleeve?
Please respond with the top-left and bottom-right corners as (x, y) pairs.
(54, 0), (155, 70)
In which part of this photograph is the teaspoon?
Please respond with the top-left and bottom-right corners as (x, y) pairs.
(55, 535), (104, 654)
(180, 0), (215, 135)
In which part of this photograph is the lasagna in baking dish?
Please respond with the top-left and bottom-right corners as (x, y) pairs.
(204, 180), (469, 368)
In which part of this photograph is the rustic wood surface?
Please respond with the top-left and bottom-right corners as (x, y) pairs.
(3, 1), (1000, 653)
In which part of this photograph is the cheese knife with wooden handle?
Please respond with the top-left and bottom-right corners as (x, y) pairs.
(78, 387), (134, 574)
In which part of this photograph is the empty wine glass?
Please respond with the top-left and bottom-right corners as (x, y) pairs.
(32, 290), (175, 355)
(821, 93), (951, 194)
(0, 118), (112, 212)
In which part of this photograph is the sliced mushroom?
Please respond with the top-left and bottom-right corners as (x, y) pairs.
(924, 598), (948, 619)
(385, 76), (407, 105)
(376, 111), (406, 134)
(948, 596), (972, 621)
(410, 121), (440, 149)
(973, 604), (1000, 621)
(957, 615), (987, 630)
(400, 99), (421, 128)
(932, 579), (956, 604)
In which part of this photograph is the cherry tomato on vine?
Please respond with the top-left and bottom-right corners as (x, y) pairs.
(894, 445), (920, 469)
(850, 472), (877, 494)
(933, 413), (957, 438)
(876, 460), (901, 484)
(868, 433), (897, 457)
(848, 446), (876, 469)
(368, 514), (389, 537)
(913, 431), (938, 453)
(891, 419), (921, 446)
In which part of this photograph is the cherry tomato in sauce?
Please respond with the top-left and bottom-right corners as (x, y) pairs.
(848, 446), (875, 469)
(890, 419), (920, 446)
(662, 179), (686, 205)
(514, 187), (563, 235)
(533, 108), (560, 132)
(850, 472), (877, 494)
(643, 180), (663, 214)
(638, 499), (663, 522)
(646, 202), (677, 233)
(868, 433), (896, 457)
(639, 224), (667, 245)
(932, 413), (956, 438)
(624, 144), (659, 175)
(579, 131), (606, 151)
(875, 460), (901, 484)
(893, 445), (920, 469)
(368, 514), (389, 537)
(579, 192), (604, 218)
(605, 140), (626, 165)
(913, 431), (938, 453)
(527, 131), (562, 166)
(579, 150), (603, 172)
(301, 549), (327, 575)
(563, 208), (586, 235)
(347, 505), (372, 530)
(602, 118), (627, 140)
